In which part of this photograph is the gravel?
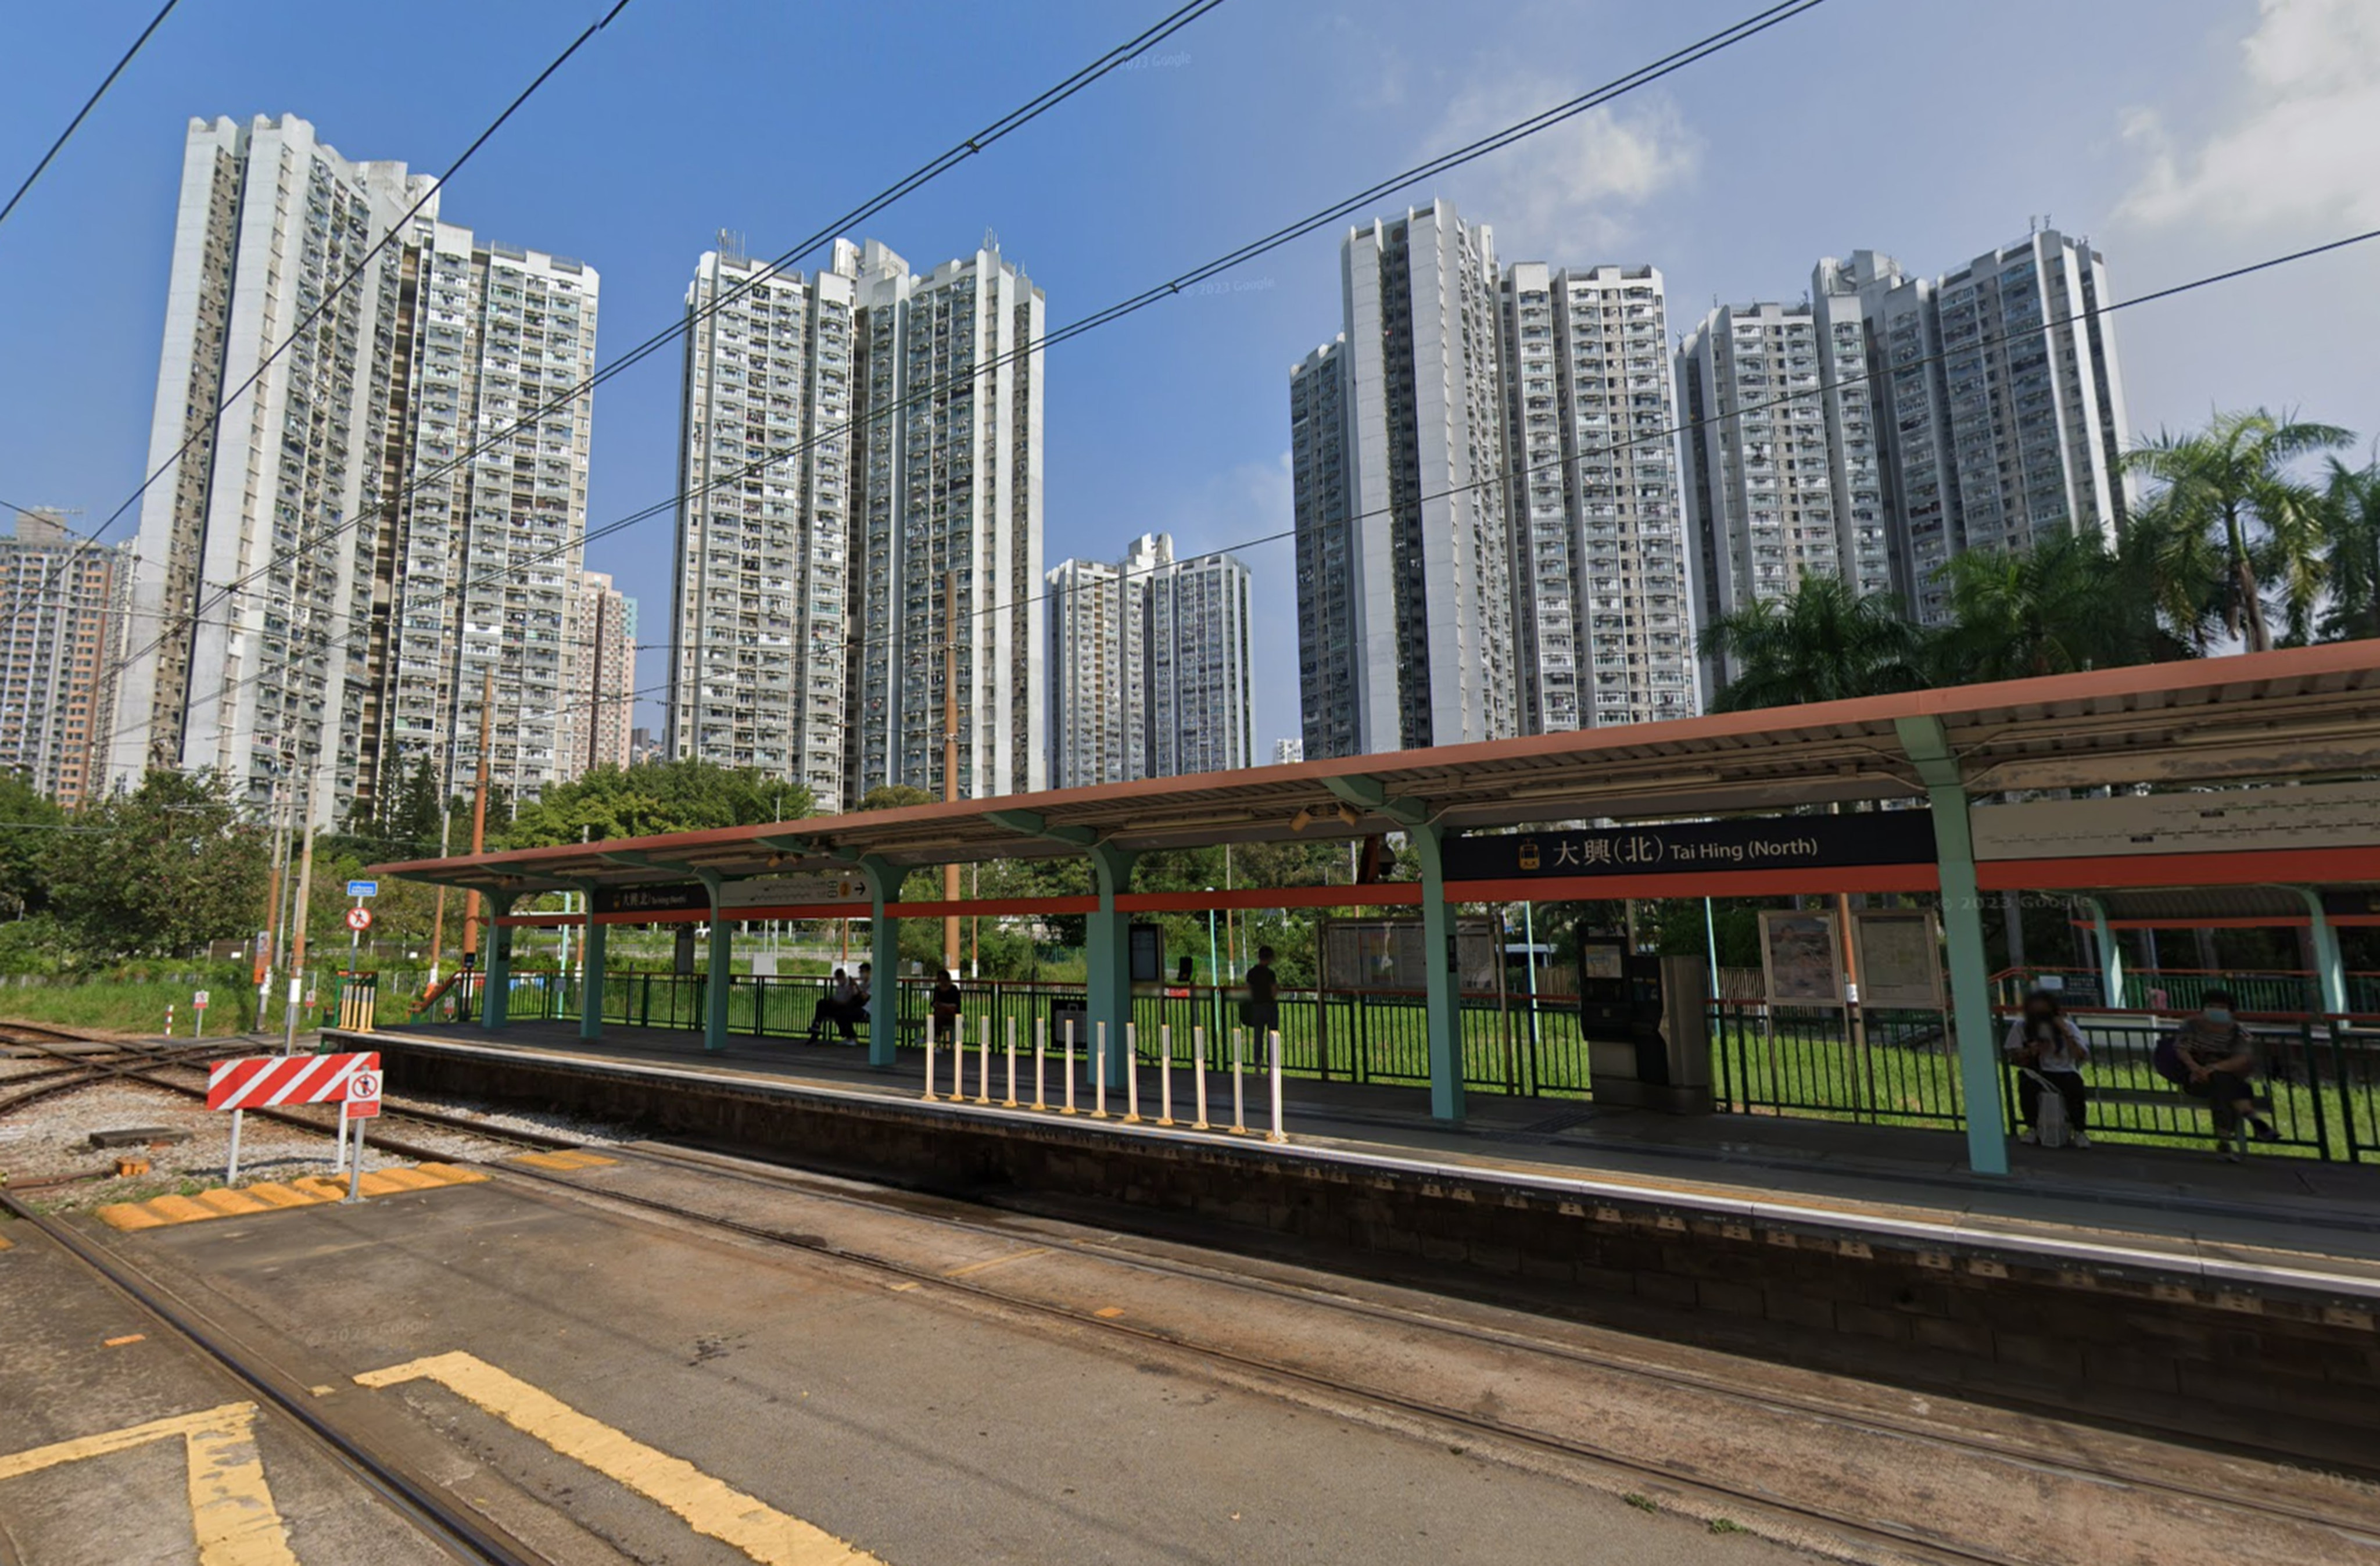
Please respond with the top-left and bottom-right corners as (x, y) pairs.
(0, 1065), (637, 1213)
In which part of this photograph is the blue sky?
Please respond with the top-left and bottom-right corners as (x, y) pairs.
(2, 0), (2376, 751)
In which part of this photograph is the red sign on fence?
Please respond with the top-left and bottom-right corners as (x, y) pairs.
(206, 1052), (380, 1111)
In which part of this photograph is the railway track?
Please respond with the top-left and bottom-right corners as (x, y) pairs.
(0, 1188), (557, 1563)
(496, 1136), (2380, 1566)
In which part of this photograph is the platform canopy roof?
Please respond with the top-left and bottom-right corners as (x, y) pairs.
(372, 642), (2380, 897)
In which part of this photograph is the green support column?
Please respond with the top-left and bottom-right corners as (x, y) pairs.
(1896, 717), (2009, 1176)
(2082, 895), (2125, 1010)
(859, 855), (899, 1069)
(697, 870), (731, 1052)
(579, 911), (607, 1042)
(1085, 841), (1138, 1088)
(1410, 821), (1465, 1126)
(479, 891), (514, 1031)
(2295, 887), (2348, 1015)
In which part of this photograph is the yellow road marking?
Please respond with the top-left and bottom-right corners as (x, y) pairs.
(511, 1150), (618, 1172)
(1094, 1306), (1126, 1320)
(357, 1352), (882, 1565)
(0, 1231), (13, 1250)
(95, 1164), (488, 1231)
(940, 1246), (1050, 1279)
(104, 1334), (146, 1348)
(0, 1402), (298, 1565)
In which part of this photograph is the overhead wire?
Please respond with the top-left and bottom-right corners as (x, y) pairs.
(0, 0), (182, 235)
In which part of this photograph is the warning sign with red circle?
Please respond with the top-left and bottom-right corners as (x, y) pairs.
(345, 906), (373, 932)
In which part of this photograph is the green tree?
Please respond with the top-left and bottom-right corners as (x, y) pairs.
(45, 770), (267, 957)
(856, 784), (934, 812)
(500, 760), (808, 848)
(2319, 453), (2380, 643)
(2123, 410), (2354, 651)
(0, 771), (64, 919)
(1930, 528), (2159, 681)
(1701, 574), (1929, 712)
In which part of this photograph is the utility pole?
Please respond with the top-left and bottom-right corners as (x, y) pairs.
(461, 666), (494, 967)
(280, 774), (318, 1055)
(942, 566), (960, 974)
(257, 770), (289, 1030)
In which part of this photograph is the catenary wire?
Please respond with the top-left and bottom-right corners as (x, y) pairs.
(85, 0), (1231, 678)
(0, 1), (182, 235)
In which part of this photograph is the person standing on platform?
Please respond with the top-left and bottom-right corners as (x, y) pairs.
(1241, 946), (1281, 1044)
(2003, 989), (2090, 1146)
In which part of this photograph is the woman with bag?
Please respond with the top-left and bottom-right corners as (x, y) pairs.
(2003, 988), (2089, 1147)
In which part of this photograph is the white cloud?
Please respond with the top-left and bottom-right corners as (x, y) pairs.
(1421, 72), (1698, 255)
(2118, 0), (2380, 234)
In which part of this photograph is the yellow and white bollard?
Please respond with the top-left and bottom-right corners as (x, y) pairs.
(1003, 1016), (1019, 1108)
(923, 1015), (937, 1102)
(1092, 1023), (1109, 1119)
(1230, 1027), (1248, 1134)
(1267, 1028), (1287, 1144)
(1192, 1024), (1211, 1130)
(976, 1016), (993, 1106)
(1062, 1019), (1077, 1115)
(1157, 1023), (1175, 1127)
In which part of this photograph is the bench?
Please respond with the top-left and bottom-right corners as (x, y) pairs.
(2091, 1086), (2275, 1159)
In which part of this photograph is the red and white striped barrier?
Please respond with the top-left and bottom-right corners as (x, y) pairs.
(207, 1051), (379, 1110)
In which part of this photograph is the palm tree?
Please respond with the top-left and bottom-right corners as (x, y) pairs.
(1931, 529), (2148, 682)
(2123, 410), (2353, 651)
(1701, 574), (1928, 712)
(2319, 453), (2380, 643)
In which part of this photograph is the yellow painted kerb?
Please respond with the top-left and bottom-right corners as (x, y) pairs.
(357, 1351), (881, 1564)
(0, 1401), (298, 1566)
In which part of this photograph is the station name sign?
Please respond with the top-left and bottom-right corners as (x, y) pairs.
(1443, 810), (1937, 881)
(593, 873), (868, 917)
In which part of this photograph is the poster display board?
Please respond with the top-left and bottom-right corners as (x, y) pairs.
(1758, 910), (1844, 1006)
(1848, 909), (1944, 1010)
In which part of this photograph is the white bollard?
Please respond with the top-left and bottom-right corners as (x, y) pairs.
(1231, 1028), (1247, 1134)
(1159, 1023), (1175, 1126)
(976, 1017), (993, 1105)
(1004, 1016), (1019, 1108)
(1034, 1017), (1048, 1110)
(1094, 1023), (1109, 1119)
(1124, 1023), (1142, 1123)
(1062, 1019), (1077, 1115)
(224, 1107), (243, 1185)
(1192, 1024), (1210, 1130)
(333, 1105), (349, 1174)
(923, 1015), (937, 1101)
(1267, 1028), (1286, 1144)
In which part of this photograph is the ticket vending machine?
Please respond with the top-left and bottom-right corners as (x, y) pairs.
(1578, 940), (1712, 1113)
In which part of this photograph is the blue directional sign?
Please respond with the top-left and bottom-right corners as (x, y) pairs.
(346, 880), (379, 898)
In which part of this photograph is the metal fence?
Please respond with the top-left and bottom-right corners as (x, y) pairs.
(392, 967), (2380, 1163)
(1995, 965), (2380, 1016)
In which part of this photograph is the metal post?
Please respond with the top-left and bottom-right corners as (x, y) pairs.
(859, 855), (898, 1070)
(281, 800), (319, 1056)
(1033, 1017), (1047, 1110)
(2082, 895), (2125, 1010)
(1003, 1016), (1019, 1108)
(345, 1120), (365, 1204)
(923, 1015), (937, 1102)
(697, 870), (730, 1053)
(1124, 1023), (1142, 1123)
(942, 567), (962, 973)
(1061, 1019), (1076, 1115)
(225, 1109), (243, 1185)
(1192, 1024), (1210, 1129)
(1094, 1023), (1109, 1119)
(1231, 1027), (1246, 1134)
(1267, 1028), (1285, 1144)
(976, 1016), (992, 1106)
(479, 893), (514, 1030)
(1895, 716), (2010, 1176)
(1083, 843), (1137, 1091)
(1159, 1023), (1175, 1126)
(579, 909), (607, 1042)
(333, 1103), (349, 1174)
(2296, 887), (2349, 1015)
(1411, 820), (1465, 1125)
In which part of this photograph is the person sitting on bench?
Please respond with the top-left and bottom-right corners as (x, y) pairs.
(2003, 988), (2089, 1146)
(2170, 989), (2280, 1145)
(810, 967), (858, 1043)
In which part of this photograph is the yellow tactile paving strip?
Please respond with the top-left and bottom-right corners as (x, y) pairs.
(508, 1150), (618, 1172)
(95, 1164), (489, 1232)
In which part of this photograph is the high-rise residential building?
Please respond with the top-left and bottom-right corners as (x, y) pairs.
(563, 571), (636, 776)
(109, 114), (598, 826)
(1046, 532), (1250, 786)
(1292, 200), (1691, 757)
(1813, 230), (2132, 622)
(1145, 544), (1253, 777)
(1271, 737), (1303, 766)
(849, 239), (1045, 802)
(1503, 264), (1694, 730)
(0, 510), (131, 807)
(1679, 293), (1889, 686)
(665, 237), (1046, 805)
(1296, 201), (1514, 757)
(666, 239), (859, 808)
(381, 225), (600, 806)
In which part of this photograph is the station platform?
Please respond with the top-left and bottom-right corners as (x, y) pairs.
(332, 1017), (2380, 1464)
(347, 1018), (2380, 1292)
